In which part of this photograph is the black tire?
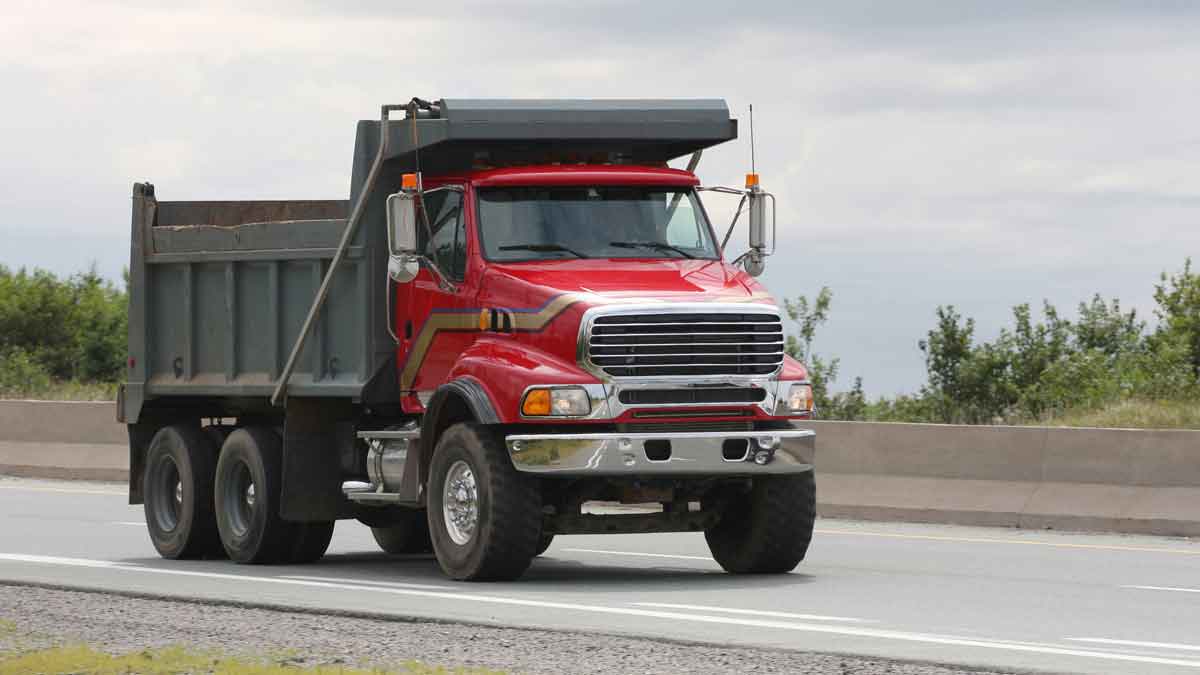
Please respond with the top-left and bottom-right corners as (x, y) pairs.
(427, 423), (541, 581)
(288, 521), (336, 564)
(214, 427), (294, 564)
(371, 509), (432, 555)
(703, 471), (816, 574)
(142, 424), (221, 559)
(534, 533), (554, 557)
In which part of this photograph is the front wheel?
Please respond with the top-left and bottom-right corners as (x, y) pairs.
(704, 471), (816, 574)
(427, 423), (542, 581)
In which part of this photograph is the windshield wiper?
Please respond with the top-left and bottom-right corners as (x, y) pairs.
(609, 241), (695, 259)
(499, 243), (586, 258)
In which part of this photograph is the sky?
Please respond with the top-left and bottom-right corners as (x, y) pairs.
(2, 0), (1198, 395)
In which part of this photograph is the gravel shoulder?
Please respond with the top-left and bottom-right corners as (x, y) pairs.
(0, 583), (1020, 675)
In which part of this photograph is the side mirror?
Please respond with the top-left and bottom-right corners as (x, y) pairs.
(386, 192), (419, 254)
(388, 254), (420, 283)
(744, 190), (769, 277)
(386, 192), (420, 283)
(747, 190), (767, 252)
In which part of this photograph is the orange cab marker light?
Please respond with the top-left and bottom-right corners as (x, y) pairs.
(479, 309), (490, 331)
(745, 173), (760, 189)
(522, 389), (551, 416)
(401, 173), (419, 190)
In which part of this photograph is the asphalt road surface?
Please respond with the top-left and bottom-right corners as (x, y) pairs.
(1, 477), (1198, 674)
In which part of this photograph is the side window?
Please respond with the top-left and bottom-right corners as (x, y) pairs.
(420, 190), (466, 281)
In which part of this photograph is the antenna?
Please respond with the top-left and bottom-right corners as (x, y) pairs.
(749, 104), (756, 176)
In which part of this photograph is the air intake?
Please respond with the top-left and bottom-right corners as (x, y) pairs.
(585, 310), (784, 378)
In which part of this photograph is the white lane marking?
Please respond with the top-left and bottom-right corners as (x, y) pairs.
(3, 553), (1200, 670)
(1124, 584), (1200, 594)
(816, 528), (1200, 556)
(113, 522), (144, 526)
(1068, 638), (1200, 652)
(563, 548), (714, 562)
(635, 602), (871, 623)
(0, 484), (123, 496)
(283, 575), (452, 591)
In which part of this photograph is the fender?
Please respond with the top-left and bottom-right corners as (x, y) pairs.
(426, 377), (501, 427)
(446, 336), (599, 424)
(417, 376), (501, 483)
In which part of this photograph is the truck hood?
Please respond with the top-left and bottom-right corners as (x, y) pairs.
(481, 259), (775, 307)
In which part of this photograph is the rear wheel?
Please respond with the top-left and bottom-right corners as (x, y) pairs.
(142, 424), (221, 559)
(214, 427), (294, 564)
(534, 533), (554, 557)
(704, 471), (816, 574)
(371, 509), (432, 555)
(427, 423), (541, 581)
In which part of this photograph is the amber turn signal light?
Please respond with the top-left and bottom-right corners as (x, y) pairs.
(521, 389), (552, 416)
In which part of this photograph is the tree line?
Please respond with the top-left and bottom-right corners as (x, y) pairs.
(786, 259), (1200, 426)
(0, 266), (127, 397)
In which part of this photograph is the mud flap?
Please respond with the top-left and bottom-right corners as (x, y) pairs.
(281, 397), (355, 522)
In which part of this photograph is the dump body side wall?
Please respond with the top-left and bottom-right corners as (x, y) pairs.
(124, 185), (394, 422)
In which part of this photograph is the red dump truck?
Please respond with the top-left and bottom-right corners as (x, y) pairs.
(120, 98), (816, 580)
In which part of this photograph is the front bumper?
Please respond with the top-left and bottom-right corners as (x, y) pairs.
(505, 429), (815, 476)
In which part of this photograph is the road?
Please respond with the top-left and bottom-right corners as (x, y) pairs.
(1, 477), (1198, 674)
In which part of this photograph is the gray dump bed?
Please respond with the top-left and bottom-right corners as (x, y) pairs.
(123, 99), (737, 423)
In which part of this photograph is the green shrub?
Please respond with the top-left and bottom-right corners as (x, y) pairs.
(0, 265), (127, 385)
(0, 347), (52, 398)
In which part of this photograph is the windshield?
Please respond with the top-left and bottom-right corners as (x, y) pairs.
(477, 186), (720, 262)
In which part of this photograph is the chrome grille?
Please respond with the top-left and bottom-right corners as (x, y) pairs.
(586, 310), (785, 378)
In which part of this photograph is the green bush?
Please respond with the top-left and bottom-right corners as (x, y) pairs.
(0, 265), (128, 394)
(0, 347), (52, 398)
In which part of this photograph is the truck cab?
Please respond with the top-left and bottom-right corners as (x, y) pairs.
(122, 98), (816, 581)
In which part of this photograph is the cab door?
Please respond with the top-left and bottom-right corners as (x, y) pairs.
(394, 184), (480, 403)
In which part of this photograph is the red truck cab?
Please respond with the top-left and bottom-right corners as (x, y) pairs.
(398, 164), (809, 424)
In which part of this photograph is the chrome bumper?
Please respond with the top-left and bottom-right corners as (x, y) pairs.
(505, 429), (815, 476)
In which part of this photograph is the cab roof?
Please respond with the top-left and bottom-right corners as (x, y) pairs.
(467, 165), (700, 188)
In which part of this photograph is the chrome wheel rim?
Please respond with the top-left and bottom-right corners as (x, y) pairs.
(442, 460), (478, 546)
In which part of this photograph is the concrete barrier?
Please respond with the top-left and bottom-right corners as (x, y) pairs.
(0, 401), (1196, 536)
(809, 421), (1200, 537)
(0, 401), (126, 481)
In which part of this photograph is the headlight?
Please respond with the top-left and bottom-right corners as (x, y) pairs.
(787, 383), (813, 413)
(522, 386), (592, 417)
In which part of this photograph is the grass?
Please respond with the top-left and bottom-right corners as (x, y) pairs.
(0, 379), (117, 401)
(1035, 398), (1200, 430)
(0, 644), (508, 675)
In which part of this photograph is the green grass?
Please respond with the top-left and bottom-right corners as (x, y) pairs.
(0, 379), (117, 401)
(1034, 398), (1200, 430)
(0, 643), (507, 675)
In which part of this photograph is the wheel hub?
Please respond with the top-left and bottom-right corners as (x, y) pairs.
(442, 460), (478, 545)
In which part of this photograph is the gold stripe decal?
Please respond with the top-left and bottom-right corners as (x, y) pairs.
(399, 293), (586, 391)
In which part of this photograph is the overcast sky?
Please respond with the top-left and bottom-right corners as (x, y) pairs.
(3, 1), (1198, 395)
